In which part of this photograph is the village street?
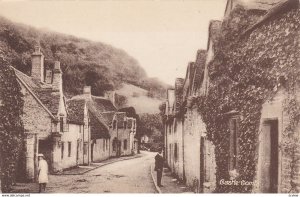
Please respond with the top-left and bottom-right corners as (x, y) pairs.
(42, 151), (157, 193)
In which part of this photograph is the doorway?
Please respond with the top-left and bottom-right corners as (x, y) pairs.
(259, 119), (279, 193)
(199, 137), (205, 193)
(38, 139), (52, 172)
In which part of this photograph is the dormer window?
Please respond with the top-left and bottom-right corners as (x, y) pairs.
(113, 120), (117, 130)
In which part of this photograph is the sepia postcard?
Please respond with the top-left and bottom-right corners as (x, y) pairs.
(0, 0), (299, 195)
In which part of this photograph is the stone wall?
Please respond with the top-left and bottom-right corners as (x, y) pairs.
(59, 124), (81, 169)
(92, 138), (110, 162)
(183, 107), (202, 190)
(254, 88), (300, 192)
(227, 6), (300, 193)
(19, 82), (53, 180)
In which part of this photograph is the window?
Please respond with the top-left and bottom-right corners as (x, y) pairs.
(61, 142), (64, 159)
(124, 121), (127, 129)
(113, 120), (117, 130)
(103, 139), (106, 151)
(113, 139), (117, 151)
(229, 117), (239, 170)
(174, 143), (178, 161)
(124, 140), (127, 150)
(60, 117), (64, 132)
(106, 139), (109, 150)
(68, 142), (71, 157)
(128, 121), (131, 129)
(83, 143), (88, 155)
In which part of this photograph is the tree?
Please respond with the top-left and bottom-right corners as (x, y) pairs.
(0, 59), (24, 192)
(137, 113), (164, 144)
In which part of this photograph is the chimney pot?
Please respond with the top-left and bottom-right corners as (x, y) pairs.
(34, 45), (41, 53)
(54, 61), (61, 72)
(83, 86), (91, 95)
(31, 45), (44, 82)
(52, 61), (62, 91)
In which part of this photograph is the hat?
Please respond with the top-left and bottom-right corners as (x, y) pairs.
(38, 153), (44, 157)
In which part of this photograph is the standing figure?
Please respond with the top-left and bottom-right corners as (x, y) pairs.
(154, 149), (164, 187)
(38, 154), (48, 193)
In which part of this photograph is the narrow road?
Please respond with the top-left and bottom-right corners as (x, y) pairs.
(45, 151), (157, 193)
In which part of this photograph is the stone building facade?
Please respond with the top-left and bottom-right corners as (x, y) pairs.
(163, 0), (300, 193)
(13, 46), (139, 182)
(110, 112), (137, 157)
(13, 46), (70, 181)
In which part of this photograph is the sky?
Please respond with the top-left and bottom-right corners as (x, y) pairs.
(0, 0), (227, 85)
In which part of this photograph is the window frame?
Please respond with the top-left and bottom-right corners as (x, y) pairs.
(68, 142), (71, 157)
(61, 142), (64, 159)
(124, 139), (127, 150)
(228, 115), (240, 171)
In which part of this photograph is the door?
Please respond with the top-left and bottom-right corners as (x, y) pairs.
(91, 142), (94, 162)
(38, 139), (52, 172)
(117, 141), (121, 157)
(76, 140), (79, 165)
(259, 120), (278, 193)
(199, 137), (205, 193)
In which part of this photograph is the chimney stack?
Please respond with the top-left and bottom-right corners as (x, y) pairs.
(52, 61), (62, 91)
(104, 91), (116, 107)
(31, 45), (44, 82)
(83, 86), (91, 99)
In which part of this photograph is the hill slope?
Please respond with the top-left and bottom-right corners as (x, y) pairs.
(115, 83), (163, 114)
(0, 16), (169, 99)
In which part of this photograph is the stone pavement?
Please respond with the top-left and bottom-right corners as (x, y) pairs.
(150, 165), (193, 193)
(10, 154), (142, 193)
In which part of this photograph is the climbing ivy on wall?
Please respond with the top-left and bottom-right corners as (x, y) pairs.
(196, 6), (300, 193)
(0, 56), (24, 192)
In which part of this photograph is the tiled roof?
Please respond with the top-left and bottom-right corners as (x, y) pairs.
(66, 99), (85, 124)
(100, 112), (115, 127)
(92, 96), (116, 112)
(182, 62), (195, 98)
(174, 78), (184, 113)
(241, 0), (297, 36)
(209, 20), (222, 44)
(192, 50), (207, 92)
(118, 107), (137, 118)
(87, 101), (110, 139)
(88, 110), (110, 139)
(239, 0), (283, 10)
(14, 68), (60, 116)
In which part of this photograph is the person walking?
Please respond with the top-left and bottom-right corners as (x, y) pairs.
(38, 154), (48, 193)
(154, 149), (164, 187)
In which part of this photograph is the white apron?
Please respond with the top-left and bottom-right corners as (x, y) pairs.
(38, 159), (48, 183)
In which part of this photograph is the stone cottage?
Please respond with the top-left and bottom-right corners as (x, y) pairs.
(13, 46), (71, 181)
(164, 35), (219, 192)
(218, 0), (300, 193)
(67, 86), (114, 164)
(163, 0), (300, 193)
(110, 111), (137, 157)
(68, 86), (137, 162)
